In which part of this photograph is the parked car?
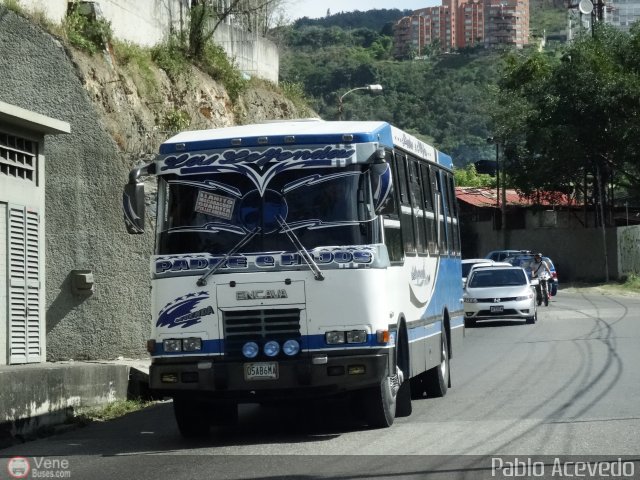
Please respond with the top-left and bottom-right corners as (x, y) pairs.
(505, 254), (558, 296)
(462, 258), (493, 287)
(463, 265), (537, 326)
(484, 249), (531, 262)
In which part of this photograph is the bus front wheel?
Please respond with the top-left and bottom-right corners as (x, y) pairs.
(362, 375), (396, 428)
(173, 397), (211, 438)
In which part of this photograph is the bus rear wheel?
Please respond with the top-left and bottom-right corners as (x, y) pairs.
(424, 328), (450, 398)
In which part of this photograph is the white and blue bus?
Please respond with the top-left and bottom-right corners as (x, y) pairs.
(123, 119), (463, 437)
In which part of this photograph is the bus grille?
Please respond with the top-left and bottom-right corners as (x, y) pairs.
(223, 308), (301, 358)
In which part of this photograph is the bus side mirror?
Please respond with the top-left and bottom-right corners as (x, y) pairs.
(123, 182), (145, 234)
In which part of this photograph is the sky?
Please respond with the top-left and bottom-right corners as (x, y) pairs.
(283, 0), (441, 22)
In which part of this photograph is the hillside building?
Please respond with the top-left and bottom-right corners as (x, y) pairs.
(393, 0), (529, 56)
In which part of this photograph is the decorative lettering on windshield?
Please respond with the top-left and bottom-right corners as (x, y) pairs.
(160, 146), (356, 171)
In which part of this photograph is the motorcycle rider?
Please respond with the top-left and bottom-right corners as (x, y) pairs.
(530, 253), (552, 304)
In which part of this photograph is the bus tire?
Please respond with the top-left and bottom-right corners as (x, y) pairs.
(424, 328), (449, 398)
(395, 329), (412, 417)
(363, 375), (396, 428)
(173, 397), (211, 438)
(211, 401), (238, 426)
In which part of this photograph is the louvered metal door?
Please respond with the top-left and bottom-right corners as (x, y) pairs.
(8, 205), (41, 364)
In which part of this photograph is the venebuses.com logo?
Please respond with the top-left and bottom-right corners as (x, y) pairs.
(6, 456), (71, 478)
(7, 457), (30, 478)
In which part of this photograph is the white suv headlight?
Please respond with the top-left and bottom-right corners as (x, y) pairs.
(464, 297), (478, 303)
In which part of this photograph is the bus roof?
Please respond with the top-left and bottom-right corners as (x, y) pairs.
(159, 119), (453, 168)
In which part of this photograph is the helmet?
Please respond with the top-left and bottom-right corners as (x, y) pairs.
(534, 252), (542, 259)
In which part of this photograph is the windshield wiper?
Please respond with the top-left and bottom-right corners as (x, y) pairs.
(196, 227), (260, 286)
(276, 215), (324, 281)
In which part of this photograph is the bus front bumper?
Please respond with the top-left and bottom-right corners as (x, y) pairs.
(149, 352), (390, 402)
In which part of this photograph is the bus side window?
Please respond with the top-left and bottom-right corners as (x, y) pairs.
(441, 172), (454, 255)
(395, 153), (416, 255)
(409, 158), (427, 254)
(382, 156), (404, 263)
(429, 167), (440, 255)
(434, 169), (447, 255)
(447, 174), (461, 255)
(420, 164), (437, 255)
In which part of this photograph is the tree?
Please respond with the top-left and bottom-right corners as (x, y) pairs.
(189, 0), (284, 60)
(490, 23), (640, 225)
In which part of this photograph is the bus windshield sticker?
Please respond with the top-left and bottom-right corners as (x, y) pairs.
(195, 190), (235, 220)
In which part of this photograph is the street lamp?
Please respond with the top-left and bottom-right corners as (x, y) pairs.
(337, 84), (383, 120)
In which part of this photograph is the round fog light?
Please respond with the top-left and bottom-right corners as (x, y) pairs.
(283, 339), (300, 356)
(242, 341), (259, 358)
(264, 340), (280, 357)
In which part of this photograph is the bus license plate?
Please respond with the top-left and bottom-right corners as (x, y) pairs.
(490, 305), (504, 313)
(245, 362), (278, 380)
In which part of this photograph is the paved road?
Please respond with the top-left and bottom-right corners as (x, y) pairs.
(2, 290), (639, 479)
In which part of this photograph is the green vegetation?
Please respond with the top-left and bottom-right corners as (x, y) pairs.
(455, 163), (495, 187)
(112, 41), (159, 99)
(73, 399), (155, 425)
(492, 23), (640, 221)
(277, 21), (501, 164)
(277, 7), (640, 211)
(0, 0), (23, 15)
(161, 109), (191, 133)
(64, 5), (113, 55)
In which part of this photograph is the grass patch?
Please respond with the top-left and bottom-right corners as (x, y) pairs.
(0, 0), (23, 15)
(279, 80), (314, 115)
(151, 36), (191, 83)
(199, 43), (247, 101)
(112, 40), (159, 98)
(73, 398), (154, 425)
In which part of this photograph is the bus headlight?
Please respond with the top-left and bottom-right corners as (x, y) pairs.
(242, 342), (259, 359)
(182, 338), (202, 351)
(264, 340), (280, 357)
(346, 330), (367, 344)
(325, 331), (346, 344)
(283, 339), (300, 356)
(163, 339), (182, 352)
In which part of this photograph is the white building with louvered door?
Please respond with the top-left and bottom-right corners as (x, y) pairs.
(0, 101), (69, 365)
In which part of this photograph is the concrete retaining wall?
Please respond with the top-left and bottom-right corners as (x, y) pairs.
(465, 222), (622, 282)
(617, 225), (640, 278)
(0, 363), (129, 446)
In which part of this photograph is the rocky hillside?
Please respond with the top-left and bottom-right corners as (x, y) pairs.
(64, 42), (313, 160)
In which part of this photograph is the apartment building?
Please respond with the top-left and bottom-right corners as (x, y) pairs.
(484, 0), (530, 48)
(393, 0), (529, 57)
(457, 0), (485, 48)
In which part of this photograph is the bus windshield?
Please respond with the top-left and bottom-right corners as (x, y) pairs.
(156, 165), (378, 256)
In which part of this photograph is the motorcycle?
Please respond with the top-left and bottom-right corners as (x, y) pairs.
(535, 271), (551, 306)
